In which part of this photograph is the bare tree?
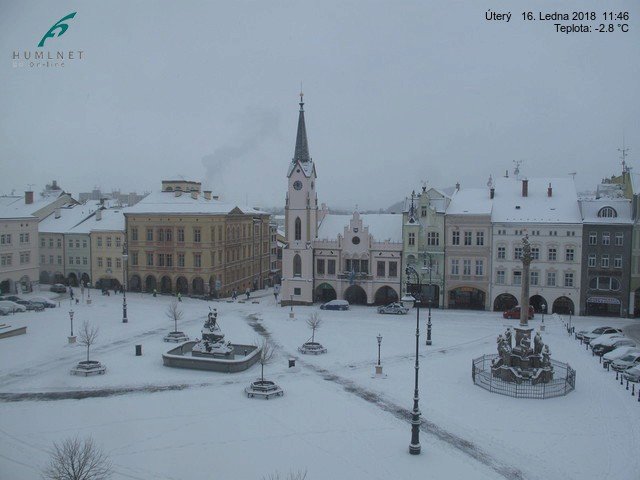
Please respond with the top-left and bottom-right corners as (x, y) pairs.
(306, 313), (322, 343)
(261, 469), (307, 480)
(165, 300), (183, 333)
(78, 321), (99, 363)
(42, 436), (112, 480)
(258, 337), (276, 383)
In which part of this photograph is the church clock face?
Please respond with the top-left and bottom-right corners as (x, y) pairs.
(293, 180), (303, 190)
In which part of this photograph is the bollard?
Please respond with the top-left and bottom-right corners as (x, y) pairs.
(621, 375), (624, 385)
(288, 358), (296, 368)
(616, 371), (619, 380)
(607, 363), (610, 371)
(627, 380), (630, 390)
(592, 349), (595, 356)
(586, 343), (589, 350)
(135, 344), (142, 356)
(638, 388), (640, 402)
(599, 355), (602, 363)
(633, 384), (635, 396)
(579, 337), (583, 344)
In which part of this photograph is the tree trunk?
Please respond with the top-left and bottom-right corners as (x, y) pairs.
(86, 345), (90, 362)
(311, 329), (315, 343)
(261, 363), (264, 382)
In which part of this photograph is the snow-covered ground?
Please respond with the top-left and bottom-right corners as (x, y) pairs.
(1, 288), (639, 479)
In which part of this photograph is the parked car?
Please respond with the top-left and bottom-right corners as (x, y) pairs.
(378, 302), (409, 315)
(576, 326), (617, 341)
(603, 347), (640, 368)
(590, 333), (627, 350)
(592, 337), (636, 356)
(0, 305), (11, 316)
(50, 284), (67, 293)
(0, 301), (27, 313)
(502, 306), (534, 320)
(14, 300), (45, 312)
(611, 353), (640, 372)
(584, 327), (623, 345)
(320, 299), (350, 311)
(0, 295), (23, 302)
(29, 296), (56, 308)
(622, 364), (640, 383)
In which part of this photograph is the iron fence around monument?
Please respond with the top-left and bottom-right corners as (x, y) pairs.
(472, 354), (576, 399)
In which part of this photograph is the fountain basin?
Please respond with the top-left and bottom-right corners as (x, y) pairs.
(162, 341), (261, 373)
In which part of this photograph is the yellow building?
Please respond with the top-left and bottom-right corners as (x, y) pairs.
(124, 180), (270, 297)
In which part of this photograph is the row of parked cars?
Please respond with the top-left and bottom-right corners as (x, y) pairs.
(318, 300), (412, 315)
(576, 325), (640, 383)
(0, 295), (56, 315)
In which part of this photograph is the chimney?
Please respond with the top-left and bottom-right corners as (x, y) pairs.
(522, 179), (528, 197)
(490, 188), (495, 199)
(505, 169), (509, 178)
(52, 180), (58, 189)
(212, 195), (219, 200)
(455, 182), (460, 191)
(204, 190), (212, 200)
(547, 183), (553, 197)
(96, 209), (102, 221)
(25, 191), (33, 204)
(191, 191), (198, 200)
(54, 208), (61, 219)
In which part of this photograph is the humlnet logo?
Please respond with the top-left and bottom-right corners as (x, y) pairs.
(13, 12), (84, 69)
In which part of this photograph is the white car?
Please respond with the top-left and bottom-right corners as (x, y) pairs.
(592, 337), (636, 356)
(603, 347), (640, 368)
(0, 305), (12, 315)
(622, 364), (640, 383)
(0, 300), (27, 313)
(583, 327), (623, 344)
(29, 296), (57, 308)
(611, 353), (640, 372)
(589, 333), (626, 349)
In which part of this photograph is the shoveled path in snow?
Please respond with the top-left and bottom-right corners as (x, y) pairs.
(245, 313), (526, 480)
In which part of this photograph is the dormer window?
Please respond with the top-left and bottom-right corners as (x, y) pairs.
(598, 207), (617, 218)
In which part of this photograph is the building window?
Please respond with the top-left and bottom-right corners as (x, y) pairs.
(178, 253), (185, 267)
(75, 256), (80, 265)
(476, 231), (484, 246)
(194, 253), (202, 268)
(588, 254), (596, 267)
(293, 254), (302, 276)
(615, 233), (624, 246)
(68, 239), (73, 248)
(514, 247), (523, 260)
(157, 254), (164, 267)
(165, 229), (172, 242)
(294, 288), (301, 295)
(531, 247), (540, 260)
(548, 248), (557, 261)
(194, 228), (201, 243)
(598, 207), (617, 218)
(97, 237), (103, 247)
(602, 232), (610, 245)
(83, 257), (88, 265)
(75, 240), (80, 248)
(166, 254), (173, 267)
(57, 255), (62, 265)
(497, 246), (506, 259)
(317, 259), (325, 275)
(49, 238), (54, 248)
(328, 259), (336, 275)
(116, 258), (121, 268)
(131, 252), (138, 266)
(513, 271), (522, 285)
(106, 237), (112, 247)
(564, 272), (574, 287)
(106, 258), (112, 268)
(57, 238), (61, 248)
(601, 254), (609, 268)
(69, 256), (74, 265)
(451, 259), (459, 275)
(452, 231), (460, 245)
(295, 218), (302, 241)
(116, 237), (121, 247)
(49, 255), (53, 264)
(82, 240), (87, 248)
(377, 261), (385, 277)
(146, 228), (153, 241)
(496, 270), (505, 284)
(178, 228), (185, 242)
(427, 232), (439, 246)
(132, 228), (138, 241)
(565, 248), (574, 261)
(97, 257), (103, 267)
(464, 231), (472, 246)
(40, 254), (45, 264)
(158, 229), (165, 242)
(530, 271), (539, 286)
(589, 276), (621, 291)
(589, 232), (597, 245)
(614, 255), (622, 268)
(40, 238), (45, 248)
(388, 261), (397, 277)
(146, 253), (153, 266)
(475, 260), (483, 276)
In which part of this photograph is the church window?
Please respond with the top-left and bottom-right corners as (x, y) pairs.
(293, 254), (302, 276)
(295, 217), (302, 240)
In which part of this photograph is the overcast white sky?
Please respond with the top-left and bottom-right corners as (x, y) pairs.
(1, 1), (638, 209)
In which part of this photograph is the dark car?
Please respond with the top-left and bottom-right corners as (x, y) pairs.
(503, 306), (534, 320)
(15, 300), (45, 312)
(1, 295), (23, 302)
(320, 300), (350, 311)
(50, 284), (67, 293)
(378, 303), (409, 315)
(592, 337), (635, 356)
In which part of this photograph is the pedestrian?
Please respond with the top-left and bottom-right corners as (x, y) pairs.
(153, 288), (157, 297)
(232, 290), (237, 301)
(245, 288), (250, 300)
(178, 292), (182, 302)
(70, 288), (74, 300)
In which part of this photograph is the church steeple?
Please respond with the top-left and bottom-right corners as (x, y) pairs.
(293, 91), (311, 163)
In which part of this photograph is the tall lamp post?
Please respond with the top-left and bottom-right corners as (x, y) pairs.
(68, 309), (76, 343)
(122, 239), (128, 323)
(425, 254), (433, 346)
(541, 303), (546, 332)
(403, 265), (422, 455)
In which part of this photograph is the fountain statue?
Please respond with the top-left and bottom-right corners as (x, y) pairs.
(192, 308), (234, 357)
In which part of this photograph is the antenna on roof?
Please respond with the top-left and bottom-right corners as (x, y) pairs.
(513, 160), (523, 178)
(568, 172), (577, 180)
(26, 183), (34, 191)
(619, 134), (630, 174)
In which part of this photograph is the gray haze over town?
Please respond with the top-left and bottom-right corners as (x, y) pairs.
(1, 0), (639, 209)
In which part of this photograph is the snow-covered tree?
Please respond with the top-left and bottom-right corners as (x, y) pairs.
(262, 469), (307, 480)
(42, 436), (112, 480)
(165, 301), (183, 333)
(306, 313), (322, 343)
(78, 321), (99, 363)
(258, 337), (276, 383)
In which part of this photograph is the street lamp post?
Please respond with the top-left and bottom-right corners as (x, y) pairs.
(289, 294), (294, 319)
(68, 309), (76, 343)
(377, 333), (382, 366)
(425, 254), (433, 346)
(404, 266), (422, 455)
(541, 303), (546, 331)
(122, 240), (128, 323)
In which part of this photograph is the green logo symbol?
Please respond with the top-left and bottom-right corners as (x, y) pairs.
(38, 12), (77, 47)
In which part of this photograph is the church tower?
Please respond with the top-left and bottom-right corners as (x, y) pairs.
(281, 93), (318, 306)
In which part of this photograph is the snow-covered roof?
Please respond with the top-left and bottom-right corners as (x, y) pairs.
(446, 188), (493, 215)
(317, 213), (402, 243)
(402, 188), (450, 214)
(491, 177), (581, 224)
(39, 204), (100, 234)
(125, 190), (268, 216)
(579, 198), (633, 224)
(71, 208), (126, 233)
(0, 194), (68, 219)
(287, 159), (315, 178)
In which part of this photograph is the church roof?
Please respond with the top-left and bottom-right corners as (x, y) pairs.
(287, 95), (315, 178)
